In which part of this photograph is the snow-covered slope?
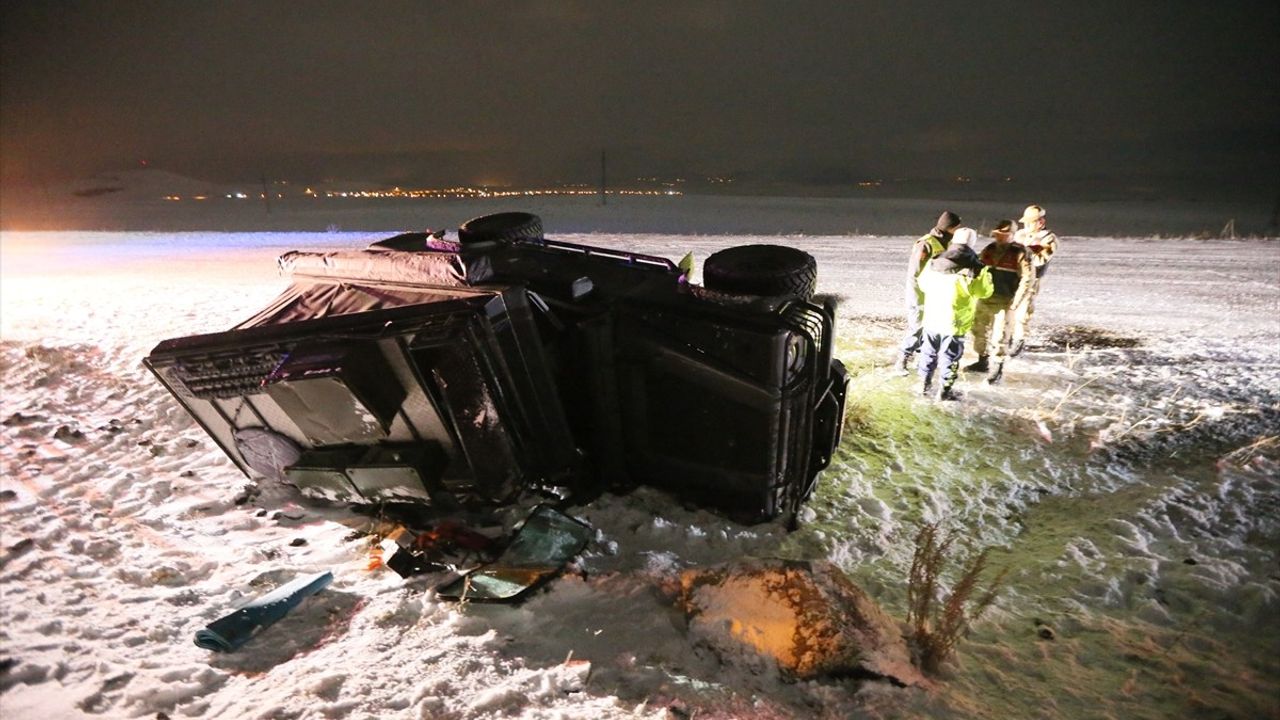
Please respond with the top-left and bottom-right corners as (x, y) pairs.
(1, 228), (1278, 719)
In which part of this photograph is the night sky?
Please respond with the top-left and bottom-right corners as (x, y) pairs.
(3, 1), (1277, 197)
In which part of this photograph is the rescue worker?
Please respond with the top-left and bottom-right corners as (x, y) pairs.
(967, 219), (1033, 384)
(1010, 204), (1059, 356)
(895, 210), (961, 374)
(917, 241), (993, 401)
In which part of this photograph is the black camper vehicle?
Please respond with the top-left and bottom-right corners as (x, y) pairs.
(145, 213), (848, 523)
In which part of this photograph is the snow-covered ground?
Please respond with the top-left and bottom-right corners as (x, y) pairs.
(2, 217), (1278, 719)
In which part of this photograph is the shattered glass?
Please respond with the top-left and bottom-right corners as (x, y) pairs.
(437, 505), (591, 601)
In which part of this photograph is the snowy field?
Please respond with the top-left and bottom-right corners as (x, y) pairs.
(2, 210), (1279, 718)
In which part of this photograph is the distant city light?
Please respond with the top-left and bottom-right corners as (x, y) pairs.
(157, 185), (684, 201)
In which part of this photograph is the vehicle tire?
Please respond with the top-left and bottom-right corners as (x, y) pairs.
(457, 212), (543, 247)
(703, 244), (817, 299)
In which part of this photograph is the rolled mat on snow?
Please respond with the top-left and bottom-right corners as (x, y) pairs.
(194, 571), (333, 652)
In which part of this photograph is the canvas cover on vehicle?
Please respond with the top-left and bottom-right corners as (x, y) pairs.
(276, 247), (492, 287)
(235, 247), (496, 329)
(235, 279), (479, 329)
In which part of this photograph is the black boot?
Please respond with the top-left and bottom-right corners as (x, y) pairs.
(939, 385), (963, 401)
(965, 355), (990, 372)
(895, 353), (914, 377)
(1010, 340), (1026, 357)
(921, 379), (933, 397)
(986, 361), (1005, 385)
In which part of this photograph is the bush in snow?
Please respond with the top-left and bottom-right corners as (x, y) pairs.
(905, 521), (1008, 674)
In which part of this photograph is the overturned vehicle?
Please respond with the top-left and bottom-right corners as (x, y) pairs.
(146, 213), (848, 524)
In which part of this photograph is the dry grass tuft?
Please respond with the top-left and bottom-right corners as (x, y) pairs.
(905, 521), (1009, 674)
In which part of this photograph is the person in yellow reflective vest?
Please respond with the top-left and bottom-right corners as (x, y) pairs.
(917, 241), (994, 400)
(895, 210), (961, 375)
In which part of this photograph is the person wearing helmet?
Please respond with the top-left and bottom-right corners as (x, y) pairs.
(949, 226), (978, 250)
(916, 241), (994, 401)
(967, 219), (1033, 383)
(894, 210), (961, 375)
(1010, 204), (1059, 356)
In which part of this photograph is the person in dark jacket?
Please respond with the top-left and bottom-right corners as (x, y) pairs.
(895, 211), (961, 375)
(967, 219), (1034, 384)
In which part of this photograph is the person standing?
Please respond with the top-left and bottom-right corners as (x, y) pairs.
(917, 243), (993, 400)
(895, 210), (961, 374)
(1009, 204), (1058, 356)
(967, 219), (1033, 383)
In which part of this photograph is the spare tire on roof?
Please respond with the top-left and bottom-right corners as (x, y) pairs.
(457, 212), (543, 247)
(703, 244), (817, 299)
